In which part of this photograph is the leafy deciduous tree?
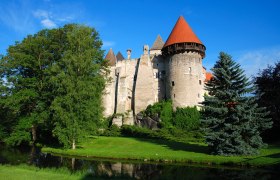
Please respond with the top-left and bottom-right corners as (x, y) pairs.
(50, 24), (106, 149)
(0, 30), (58, 145)
(254, 61), (280, 141)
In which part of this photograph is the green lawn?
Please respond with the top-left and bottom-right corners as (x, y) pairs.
(42, 136), (280, 167)
(0, 165), (81, 180)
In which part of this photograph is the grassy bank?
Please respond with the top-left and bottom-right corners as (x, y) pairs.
(42, 136), (280, 167)
(0, 165), (82, 180)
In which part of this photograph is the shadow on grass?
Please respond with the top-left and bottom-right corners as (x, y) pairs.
(265, 153), (280, 159)
(240, 152), (280, 166)
(130, 137), (210, 154)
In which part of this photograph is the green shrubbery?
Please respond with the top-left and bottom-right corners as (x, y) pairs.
(143, 100), (201, 131)
(102, 101), (203, 143)
(173, 107), (200, 130)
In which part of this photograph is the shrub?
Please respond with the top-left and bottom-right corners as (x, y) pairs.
(142, 100), (173, 128)
(102, 125), (121, 137)
(173, 106), (200, 131)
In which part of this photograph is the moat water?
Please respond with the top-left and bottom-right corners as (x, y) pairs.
(0, 144), (280, 179)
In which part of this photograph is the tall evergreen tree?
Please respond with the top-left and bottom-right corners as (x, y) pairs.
(50, 24), (106, 149)
(201, 52), (272, 155)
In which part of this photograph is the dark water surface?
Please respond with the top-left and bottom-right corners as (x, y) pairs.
(0, 144), (280, 179)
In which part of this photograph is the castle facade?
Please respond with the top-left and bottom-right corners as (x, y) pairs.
(103, 16), (210, 125)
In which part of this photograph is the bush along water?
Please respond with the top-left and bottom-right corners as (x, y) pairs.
(102, 100), (204, 143)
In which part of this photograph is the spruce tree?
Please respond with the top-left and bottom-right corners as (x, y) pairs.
(201, 52), (272, 155)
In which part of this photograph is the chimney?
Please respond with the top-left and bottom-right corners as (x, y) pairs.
(143, 45), (149, 55)
(127, 49), (132, 60)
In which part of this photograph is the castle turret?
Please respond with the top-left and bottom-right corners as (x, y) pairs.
(150, 35), (164, 55)
(105, 48), (117, 66)
(162, 16), (206, 108)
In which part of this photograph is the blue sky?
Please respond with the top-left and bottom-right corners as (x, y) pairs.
(1, 0), (280, 77)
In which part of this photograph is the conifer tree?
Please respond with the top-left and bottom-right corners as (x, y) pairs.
(201, 52), (272, 155)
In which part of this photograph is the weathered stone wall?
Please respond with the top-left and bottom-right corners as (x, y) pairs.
(102, 67), (116, 117)
(151, 54), (166, 102)
(165, 51), (204, 109)
(103, 48), (206, 119)
(134, 47), (156, 114)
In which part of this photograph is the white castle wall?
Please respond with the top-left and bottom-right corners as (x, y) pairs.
(103, 47), (206, 119)
(165, 51), (204, 109)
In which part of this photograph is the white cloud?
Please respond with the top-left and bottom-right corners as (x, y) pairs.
(32, 9), (57, 28)
(33, 10), (49, 19)
(41, 18), (56, 28)
(236, 47), (280, 78)
(103, 41), (116, 48)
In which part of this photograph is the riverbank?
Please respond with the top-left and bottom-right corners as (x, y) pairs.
(42, 136), (280, 167)
(0, 165), (82, 180)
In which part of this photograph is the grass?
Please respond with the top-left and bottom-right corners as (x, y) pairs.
(0, 164), (82, 180)
(42, 136), (280, 167)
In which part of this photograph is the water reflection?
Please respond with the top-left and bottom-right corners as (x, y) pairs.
(0, 144), (279, 179)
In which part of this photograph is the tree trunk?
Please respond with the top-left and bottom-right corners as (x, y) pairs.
(31, 124), (37, 144)
(71, 158), (75, 170)
(29, 145), (36, 164)
(72, 138), (76, 150)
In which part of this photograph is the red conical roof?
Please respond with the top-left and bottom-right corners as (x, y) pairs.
(163, 16), (203, 48)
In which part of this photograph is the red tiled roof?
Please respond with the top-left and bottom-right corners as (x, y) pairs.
(163, 16), (203, 48)
(205, 72), (213, 82)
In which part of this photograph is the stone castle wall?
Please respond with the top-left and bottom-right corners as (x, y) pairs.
(102, 46), (206, 125)
(165, 51), (204, 109)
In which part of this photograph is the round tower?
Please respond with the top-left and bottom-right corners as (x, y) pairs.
(162, 16), (206, 109)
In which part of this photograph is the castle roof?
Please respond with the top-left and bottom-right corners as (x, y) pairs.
(205, 72), (213, 82)
(105, 48), (117, 66)
(116, 51), (125, 61)
(163, 16), (203, 48)
(151, 35), (164, 50)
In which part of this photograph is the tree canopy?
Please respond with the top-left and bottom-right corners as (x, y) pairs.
(201, 52), (272, 155)
(254, 61), (280, 141)
(0, 24), (107, 148)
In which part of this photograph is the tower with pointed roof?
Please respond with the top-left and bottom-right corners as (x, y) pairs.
(162, 16), (206, 108)
(102, 16), (209, 126)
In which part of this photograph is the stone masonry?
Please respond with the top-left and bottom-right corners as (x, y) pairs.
(102, 16), (211, 126)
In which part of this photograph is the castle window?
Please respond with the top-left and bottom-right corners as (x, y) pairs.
(157, 63), (158, 67)
(189, 67), (192, 73)
(199, 80), (202, 85)
(198, 93), (200, 98)
(172, 81), (175, 86)
(174, 94), (176, 98)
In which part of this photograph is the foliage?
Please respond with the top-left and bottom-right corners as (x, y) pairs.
(254, 61), (280, 141)
(201, 52), (272, 155)
(121, 125), (203, 143)
(102, 125), (121, 137)
(173, 107), (200, 130)
(143, 100), (173, 128)
(0, 29), (59, 146)
(50, 24), (106, 149)
(0, 24), (107, 148)
(142, 100), (201, 132)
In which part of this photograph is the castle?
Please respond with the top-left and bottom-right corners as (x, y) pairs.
(103, 16), (211, 126)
